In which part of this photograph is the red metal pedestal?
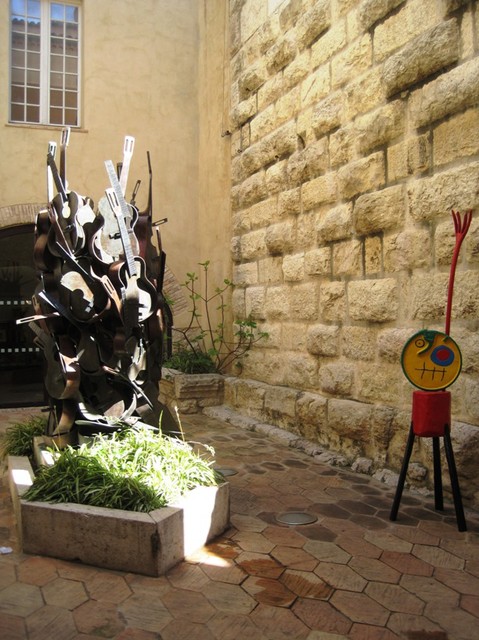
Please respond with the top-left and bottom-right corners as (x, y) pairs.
(390, 391), (467, 532)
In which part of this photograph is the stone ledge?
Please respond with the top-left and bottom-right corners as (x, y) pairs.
(8, 455), (229, 576)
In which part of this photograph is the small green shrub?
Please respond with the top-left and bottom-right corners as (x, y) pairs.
(24, 424), (220, 512)
(164, 260), (268, 374)
(0, 416), (47, 459)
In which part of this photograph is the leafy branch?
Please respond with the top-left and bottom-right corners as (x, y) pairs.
(164, 261), (268, 374)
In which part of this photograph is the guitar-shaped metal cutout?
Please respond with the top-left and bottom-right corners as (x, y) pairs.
(93, 137), (139, 263)
(104, 178), (157, 326)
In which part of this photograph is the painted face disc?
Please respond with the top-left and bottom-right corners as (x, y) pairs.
(401, 330), (462, 391)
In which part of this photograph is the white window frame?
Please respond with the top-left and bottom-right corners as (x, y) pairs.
(9, 0), (82, 127)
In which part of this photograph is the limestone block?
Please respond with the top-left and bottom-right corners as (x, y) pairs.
(287, 139), (329, 185)
(311, 92), (344, 137)
(264, 383), (299, 420)
(275, 87), (300, 127)
(233, 262), (258, 287)
(446, 421), (479, 501)
(265, 160), (288, 195)
(355, 100), (405, 155)
(320, 281), (346, 322)
(296, 212), (316, 249)
(365, 236), (381, 275)
(290, 282), (320, 321)
(258, 256), (284, 284)
(434, 219), (457, 266)
(409, 272), (449, 321)
(356, 361), (402, 405)
(319, 362), (354, 396)
(295, 0), (331, 50)
(239, 171), (267, 208)
(450, 271), (479, 320)
(344, 68), (385, 120)
(258, 74), (284, 110)
(241, 0), (268, 46)
(373, 0), (440, 63)
(245, 285), (266, 320)
(433, 108), (479, 167)
(231, 97), (257, 128)
(409, 58), (479, 129)
(342, 326), (377, 361)
(447, 328), (479, 374)
(305, 247), (331, 276)
(382, 19), (460, 97)
(232, 287), (246, 318)
(248, 197), (278, 228)
(349, 278), (398, 322)
(358, 0), (404, 31)
(331, 34), (372, 89)
(255, 321), (281, 349)
(316, 203), (353, 243)
(311, 20), (347, 68)
(281, 321), (309, 351)
(231, 235), (242, 263)
(279, 0), (302, 32)
(262, 121), (298, 166)
(354, 185), (405, 235)
(460, 5), (474, 60)
(240, 350), (286, 386)
(266, 35), (297, 73)
(174, 373), (224, 401)
(282, 351), (319, 389)
(337, 152), (385, 200)
(265, 221), (296, 254)
(282, 253), (305, 281)
(307, 324), (340, 357)
(241, 228), (267, 260)
(231, 185), (241, 212)
(387, 135), (430, 181)
(235, 378), (266, 411)
(383, 228), (431, 272)
(377, 326), (415, 367)
(296, 391), (328, 441)
(332, 239), (362, 277)
(250, 105), (276, 145)
(330, 125), (356, 168)
(238, 60), (268, 100)
(265, 285), (291, 319)
(283, 50), (311, 91)
(465, 219), (479, 264)
(302, 173), (338, 211)
(328, 398), (374, 441)
(408, 161), (479, 222)
(278, 188), (301, 216)
(300, 64), (330, 108)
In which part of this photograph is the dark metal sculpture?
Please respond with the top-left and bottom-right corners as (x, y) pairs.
(20, 130), (173, 441)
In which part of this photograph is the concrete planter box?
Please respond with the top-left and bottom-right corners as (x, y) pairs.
(160, 367), (224, 414)
(8, 455), (229, 576)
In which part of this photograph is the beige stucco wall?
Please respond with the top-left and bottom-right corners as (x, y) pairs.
(0, 0), (230, 291)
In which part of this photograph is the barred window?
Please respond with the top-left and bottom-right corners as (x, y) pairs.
(10, 0), (81, 127)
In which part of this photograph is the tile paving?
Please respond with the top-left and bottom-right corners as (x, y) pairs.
(0, 406), (479, 639)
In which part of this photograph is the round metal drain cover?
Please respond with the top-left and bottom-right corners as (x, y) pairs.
(215, 467), (238, 477)
(276, 511), (317, 525)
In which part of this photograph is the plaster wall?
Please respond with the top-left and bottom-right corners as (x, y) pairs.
(0, 0), (229, 287)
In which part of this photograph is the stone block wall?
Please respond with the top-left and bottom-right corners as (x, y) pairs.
(227, 0), (479, 505)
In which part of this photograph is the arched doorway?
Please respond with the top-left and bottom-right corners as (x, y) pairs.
(0, 205), (45, 407)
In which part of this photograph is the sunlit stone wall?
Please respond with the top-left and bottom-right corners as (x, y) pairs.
(227, 0), (479, 505)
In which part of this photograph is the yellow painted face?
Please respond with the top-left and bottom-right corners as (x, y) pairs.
(401, 330), (462, 391)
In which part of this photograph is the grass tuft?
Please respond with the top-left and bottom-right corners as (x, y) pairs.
(0, 416), (47, 459)
(24, 425), (221, 512)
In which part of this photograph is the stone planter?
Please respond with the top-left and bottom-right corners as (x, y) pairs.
(160, 367), (224, 414)
(8, 455), (229, 576)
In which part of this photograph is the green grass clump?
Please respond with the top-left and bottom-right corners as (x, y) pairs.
(24, 425), (220, 512)
(0, 416), (47, 459)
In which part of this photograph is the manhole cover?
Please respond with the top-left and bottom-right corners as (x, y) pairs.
(215, 467), (238, 477)
(276, 511), (317, 525)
